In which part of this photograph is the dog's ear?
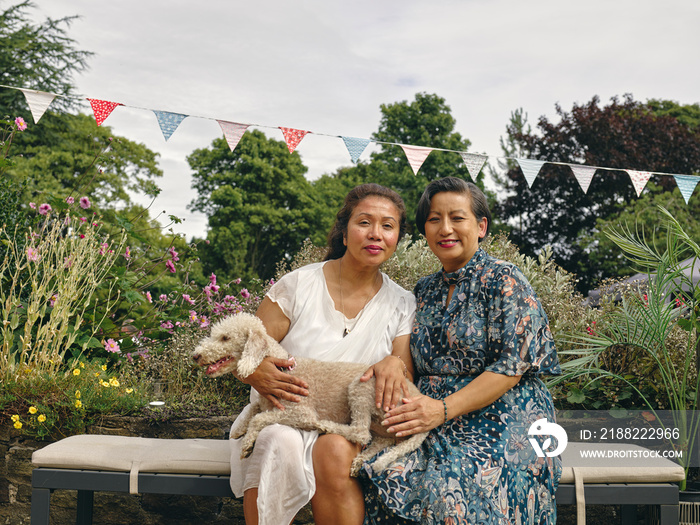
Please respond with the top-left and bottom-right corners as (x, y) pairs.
(236, 328), (269, 379)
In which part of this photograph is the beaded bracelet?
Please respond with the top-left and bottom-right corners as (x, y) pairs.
(442, 398), (449, 424)
(390, 355), (408, 377)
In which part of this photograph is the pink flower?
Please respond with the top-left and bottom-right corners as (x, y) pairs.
(104, 339), (121, 353)
(234, 278), (241, 284)
(199, 316), (210, 328)
(182, 294), (195, 305)
(14, 116), (27, 131)
(79, 217), (87, 223)
(160, 320), (174, 330)
(29, 202), (36, 209)
(209, 273), (217, 286)
(64, 257), (72, 268)
(38, 203), (52, 215)
(66, 196), (75, 204)
(145, 291), (152, 303)
(169, 246), (179, 262)
(124, 246), (131, 259)
(79, 197), (91, 209)
(50, 294), (58, 307)
(241, 288), (250, 299)
(165, 260), (176, 273)
(26, 247), (39, 262)
(159, 294), (168, 301)
(99, 243), (108, 255)
(189, 310), (198, 323)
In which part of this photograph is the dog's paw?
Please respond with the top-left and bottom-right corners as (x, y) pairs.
(350, 457), (364, 477)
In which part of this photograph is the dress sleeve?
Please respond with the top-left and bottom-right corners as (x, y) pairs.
(266, 270), (300, 321)
(484, 264), (560, 377)
(395, 292), (417, 338)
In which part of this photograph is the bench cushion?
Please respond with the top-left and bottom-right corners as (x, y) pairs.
(559, 442), (685, 483)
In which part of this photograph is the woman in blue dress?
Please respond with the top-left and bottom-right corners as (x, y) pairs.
(362, 177), (562, 524)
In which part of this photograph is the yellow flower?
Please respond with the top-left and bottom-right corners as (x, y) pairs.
(80, 362), (85, 368)
(94, 372), (100, 377)
(28, 406), (37, 414)
(100, 380), (110, 387)
(11, 414), (19, 422)
(75, 390), (81, 399)
(109, 377), (120, 387)
(73, 368), (81, 376)
(125, 388), (133, 394)
(101, 364), (107, 371)
(75, 400), (82, 409)
(13, 421), (22, 429)
(37, 414), (46, 423)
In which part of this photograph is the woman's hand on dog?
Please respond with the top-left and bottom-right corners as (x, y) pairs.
(361, 356), (409, 412)
(243, 357), (309, 410)
(380, 395), (444, 437)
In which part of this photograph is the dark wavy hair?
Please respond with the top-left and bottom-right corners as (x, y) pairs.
(324, 184), (407, 261)
(415, 177), (491, 239)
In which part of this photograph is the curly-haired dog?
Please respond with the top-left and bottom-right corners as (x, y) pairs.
(192, 312), (428, 475)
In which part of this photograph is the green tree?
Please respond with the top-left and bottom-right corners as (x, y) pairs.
(188, 130), (322, 281)
(0, 1), (91, 116)
(494, 95), (700, 292)
(364, 92), (482, 225)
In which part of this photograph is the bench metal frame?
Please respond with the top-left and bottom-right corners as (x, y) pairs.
(31, 467), (680, 524)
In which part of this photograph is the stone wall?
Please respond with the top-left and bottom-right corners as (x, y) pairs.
(0, 415), (314, 525)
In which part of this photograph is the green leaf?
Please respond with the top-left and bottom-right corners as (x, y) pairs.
(567, 388), (586, 404)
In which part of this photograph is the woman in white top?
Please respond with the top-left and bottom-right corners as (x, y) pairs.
(230, 183), (417, 525)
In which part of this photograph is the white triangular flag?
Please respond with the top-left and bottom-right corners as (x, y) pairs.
(217, 121), (249, 152)
(459, 153), (488, 180)
(516, 159), (546, 187)
(569, 165), (597, 194)
(626, 170), (653, 197)
(20, 88), (56, 123)
(673, 175), (700, 204)
(400, 145), (433, 175)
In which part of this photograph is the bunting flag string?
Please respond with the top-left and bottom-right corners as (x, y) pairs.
(342, 136), (370, 164)
(88, 99), (121, 126)
(19, 88), (56, 123)
(673, 175), (700, 204)
(459, 152), (488, 180)
(400, 145), (433, 175)
(218, 121), (249, 152)
(517, 158), (546, 188)
(1, 84), (698, 205)
(279, 127), (310, 153)
(626, 170), (653, 197)
(153, 110), (188, 141)
(570, 165), (597, 193)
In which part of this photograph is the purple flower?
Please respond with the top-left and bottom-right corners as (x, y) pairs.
(79, 197), (91, 209)
(104, 339), (121, 353)
(38, 203), (52, 215)
(66, 196), (75, 204)
(209, 273), (217, 286)
(241, 288), (250, 299)
(50, 294), (58, 307)
(26, 247), (40, 262)
(14, 117), (27, 131)
(165, 260), (176, 273)
(169, 246), (179, 262)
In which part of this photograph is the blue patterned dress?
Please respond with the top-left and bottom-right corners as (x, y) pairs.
(362, 249), (562, 525)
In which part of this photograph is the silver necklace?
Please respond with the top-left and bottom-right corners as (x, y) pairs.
(338, 258), (379, 337)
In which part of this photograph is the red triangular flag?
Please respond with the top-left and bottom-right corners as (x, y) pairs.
(400, 145), (433, 175)
(279, 127), (310, 153)
(88, 99), (121, 126)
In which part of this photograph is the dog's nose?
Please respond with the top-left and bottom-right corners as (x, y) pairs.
(192, 353), (201, 362)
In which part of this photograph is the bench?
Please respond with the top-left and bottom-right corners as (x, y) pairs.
(31, 435), (685, 524)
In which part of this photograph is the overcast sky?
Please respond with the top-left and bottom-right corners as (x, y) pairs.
(25, 0), (700, 240)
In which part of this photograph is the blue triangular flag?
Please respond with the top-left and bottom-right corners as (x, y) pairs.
(341, 136), (370, 164)
(517, 158), (546, 188)
(153, 110), (188, 141)
(673, 175), (700, 204)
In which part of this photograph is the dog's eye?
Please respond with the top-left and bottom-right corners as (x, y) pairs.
(221, 335), (229, 342)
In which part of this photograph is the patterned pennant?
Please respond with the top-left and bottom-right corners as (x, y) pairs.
(400, 145), (433, 175)
(217, 121), (249, 152)
(517, 159), (546, 188)
(279, 127), (310, 153)
(341, 136), (370, 164)
(459, 152), (488, 180)
(153, 110), (188, 141)
(88, 99), (121, 126)
(20, 88), (56, 123)
(673, 175), (700, 204)
(569, 165), (597, 194)
(626, 170), (653, 197)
